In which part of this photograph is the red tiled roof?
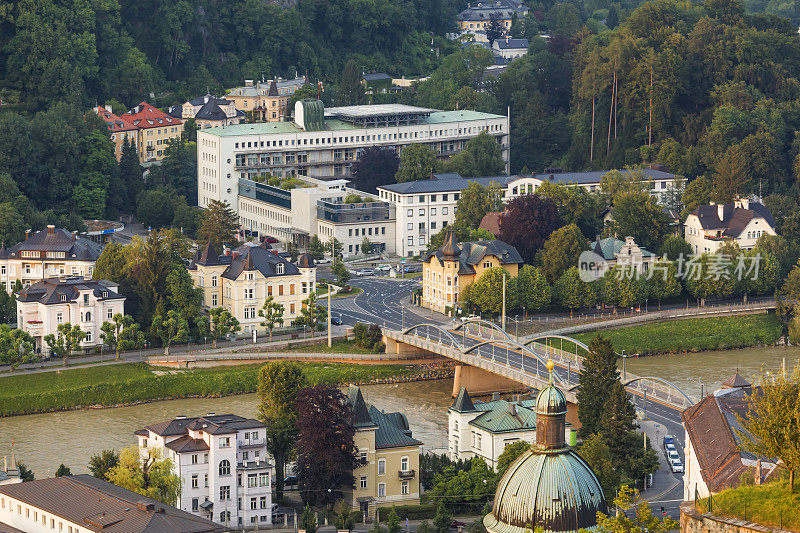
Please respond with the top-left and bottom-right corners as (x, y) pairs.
(122, 102), (182, 129)
(479, 212), (501, 235)
(91, 106), (138, 133)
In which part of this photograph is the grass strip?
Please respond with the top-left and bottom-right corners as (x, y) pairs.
(696, 479), (800, 530)
(572, 313), (782, 355)
(0, 361), (421, 417)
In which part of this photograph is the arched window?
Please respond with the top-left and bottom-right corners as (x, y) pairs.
(85, 311), (91, 322)
(219, 459), (230, 476)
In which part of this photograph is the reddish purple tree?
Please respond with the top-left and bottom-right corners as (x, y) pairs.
(294, 384), (360, 506)
(498, 195), (563, 264)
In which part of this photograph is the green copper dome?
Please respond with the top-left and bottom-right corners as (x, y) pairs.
(535, 385), (567, 416)
(483, 449), (607, 533)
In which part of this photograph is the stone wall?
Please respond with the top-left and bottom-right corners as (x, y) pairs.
(680, 502), (793, 533)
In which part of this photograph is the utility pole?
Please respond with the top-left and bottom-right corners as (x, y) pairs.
(501, 274), (506, 332)
(327, 284), (332, 348)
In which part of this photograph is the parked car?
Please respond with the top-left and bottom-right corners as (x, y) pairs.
(403, 265), (422, 273)
(264, 236), (279, 244)
(376, 264), (392, 272)
(331, 315), (343, 326)
(665, 443), (677, 455)
(316, 257), (332, 264)
(667, 450), (680, 462)
(450, 520), (467, 529)
(356, 268), (375, 276)
(670, 458), (684, 473)
(663, 435), (675, 450)
(283, 475), (298, 487)
(461, 314), (481, 323)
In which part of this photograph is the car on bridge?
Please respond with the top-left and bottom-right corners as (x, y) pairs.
(461, 314), (481, 322)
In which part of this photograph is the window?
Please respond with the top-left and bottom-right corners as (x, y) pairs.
(192, 474), (199, 488)
(83, 294), (89, 305)
(378, 459), (386, 475)
(419, 195), (425, 203)
(401, 456), (409, 472)
(212, 294), (218, 306)
(259, 472), (269, 486)
(378, 483), (386, 497)
(442, 207), (448, 215)
(277, 263), (285, 275)
(219, 511), (231, 522)
(56, 312), (63, 324)
(260, 496), (267, 509)
(211, 276), (218, 287)
(483, 261), (491, 269)
(407, 209), (413, 217)
(242, 451), (249, 461)
(219, 485), (230, 500)
(401, 480), (409, 495)
(220, 437), (230, 448)
(219, 459), (231, 475)
(192, 498), (199, 511)
(408, 236), (414, 246)
(205, 474), (209, 487)
(248, 474), (258, 487)
(419, 209), (425, 216)
(250, 497), (257, 510)
(431, 208), (436, 216)
(244, 288), (254, 299)
(85, 331), (92, 343)
(360, 476), (367, 489)
(107, 308), (113, 320)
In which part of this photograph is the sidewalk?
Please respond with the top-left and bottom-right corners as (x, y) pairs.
(639, 419), (682, 501)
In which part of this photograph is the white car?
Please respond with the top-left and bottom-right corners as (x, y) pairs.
(461, 314), (481, 323)
(670, 458), (684, 473)
(376, 264), (392, 272)
(668, 450), (680, 462)
(316, 257), (332, 264)
(356, 268), (375, 276)
(665, 443), (677, 454)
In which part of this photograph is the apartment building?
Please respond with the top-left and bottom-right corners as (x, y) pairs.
(91, 106), (138, 161)
(225, 77), (306, 122)
(421, 231), (522, 313)
(456, 0), (529, 33)
(188, 241), (315, 333)
(238, 176), (396, 255)
(684, 198), (776, 254)
(197, 101), (509, 210)
(15, 277), (125, 354)
(346, 386), (422, 518)
(0, 226), (103, 291)
(136, 413), (271, 529)
(0, 475), (225, 533)
(122, 102), (183, 162)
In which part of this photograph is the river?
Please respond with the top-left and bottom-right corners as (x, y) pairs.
(0, 345), (797, 477)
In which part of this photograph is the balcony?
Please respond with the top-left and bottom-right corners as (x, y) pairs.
(237, 460), (271, 471)
(398, 469), (416, 479)
(239, 438), (267, 448)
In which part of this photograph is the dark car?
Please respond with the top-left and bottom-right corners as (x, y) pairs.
(663, 435), (675, 450)
(450, 520), (467, 529)
(331, 315), (343, 325)
(284, 475), (298, 487)
(404, 265), (421, 273)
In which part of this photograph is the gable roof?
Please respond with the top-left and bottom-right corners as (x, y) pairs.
(141, 414), (265, 437)
(494, 38), (529, 49)
(590, 236), (654, 261)
(192, 242), (300, 280)
(0, 475), (224, 533)
(165, 435), (210, 453)
(689, 202), (775, 238)
(194, 101), (230, 121)
(469, 401), (536, 433)
(17, 277), (124, 306)
(92, 107), (137, 133)
(682, 377), (776, 494)
(425, 239), (523, 275)
(479, 212), (501, 235)
(123, 102), (182, 129)
(0, 227), (103, 261)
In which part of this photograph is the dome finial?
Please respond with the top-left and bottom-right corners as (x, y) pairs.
(547, 358), (555, 383)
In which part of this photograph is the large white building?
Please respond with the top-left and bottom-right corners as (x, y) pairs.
(197, 102), (510, 210)
(237, 176), (396, 255)
(16, 277), (126, 354)
(136, 414), (272, 530)
(684, 198), (776, 254)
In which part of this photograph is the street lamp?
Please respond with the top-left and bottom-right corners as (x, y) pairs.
(621, 350), (627, 381)
(514, 315), (519, 342)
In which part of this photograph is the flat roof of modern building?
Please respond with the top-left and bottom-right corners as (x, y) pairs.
(324, 104), (435, 118)
(201, 109), (506, 137)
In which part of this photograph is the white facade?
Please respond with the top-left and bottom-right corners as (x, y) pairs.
(197, 104), (509, 210)
(137, 414), (272, 530)
(16, 277), (125, 354)
(684, 199), (776, 254)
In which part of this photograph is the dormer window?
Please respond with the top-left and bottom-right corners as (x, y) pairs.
(276, 264), (285, 275)
(60, 294), (67, 302)
(102, 291), (108, 298)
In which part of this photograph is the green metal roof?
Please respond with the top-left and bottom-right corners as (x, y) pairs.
(484, 449), (607, 533)
(591, 237), (654, 261)
(451, 387), (477, 413)
(535, 385), (567, 416)
(201, 110), (505, 137)
(348, 386), (422, 449)
(469, 402), (536, 434)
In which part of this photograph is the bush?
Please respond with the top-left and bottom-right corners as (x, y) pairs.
(390, 504), (437, 520)
(353, 322), (384, 352)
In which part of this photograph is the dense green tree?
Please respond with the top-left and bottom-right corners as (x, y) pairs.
(44, 323), (86, 366)
(108, 447), (181, 506)
(337, 59), (365, 106)
(540, 223), (589, 283)
(608, 189), (670, 251)
(197, 200), (239, 251)
(576, 334), (618, 438)
(577, 433), (621, 497)
(208, 307), (241, 347)
(496, 440), (530, 476)
(454, 181), (504, 230)
(396, 144), (440, 182)
(332, 258), (351, 284)
(462, 267), (512, 315)
(88, 450), (120, 482)
(498, 194), (563, 264)
(659, 235), (693, 262)
(257, 361), (307, 500)
(646, 259), (682, 308)
(0, 325), (37, 370)
(535, 182), (602, 239)
(147, 140), (197, 201)
(445, 132), (505, 177)
(554, 267), (596, 316)
(100, 314), (145, 360)
(151, 310), (189, 355)
(350, 147), (401, 193)
(137, 188), (181, 229)
(510, 265), (551, 311)
(55, 464), (72, 477)
(296, 292), (327, 330)
(259, 296), (285, 341)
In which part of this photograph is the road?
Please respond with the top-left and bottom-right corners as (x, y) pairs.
(327, 275), (687, 514)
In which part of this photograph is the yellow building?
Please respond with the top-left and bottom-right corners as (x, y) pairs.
(346, 386), (422, 518)
(91, 106), (138, 161)
(188, 242), (315, 335)
(226, 77), (306, 122)
(456, 0), (529, 33)
(421, 231), (522, 314)
(122, 102), (183, 162)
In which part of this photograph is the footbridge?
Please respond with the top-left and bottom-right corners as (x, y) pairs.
(382, 319), (694, 419)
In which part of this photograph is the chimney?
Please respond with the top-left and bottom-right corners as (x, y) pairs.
(24, 229), (30, 240)
(492, 392), (500, 402)
(232, 251), (239, 260)
(717, 203), (725, 221)
(245, 79), (254, 87)
(136, 501), (155, 512)
(47, 224), (55, 235)
(72, 231), (77, 241)
(204, 95), (210, 104)
(105, 104), (112, 113)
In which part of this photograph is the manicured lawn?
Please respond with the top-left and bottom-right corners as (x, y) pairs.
(697, 479), (800, 530)
(573, 313), (782, 355)
(0, 361), (421, 417)
(286, 339), (380, 354)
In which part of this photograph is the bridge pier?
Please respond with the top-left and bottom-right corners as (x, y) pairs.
(452, 364), (527, 397)
(383, 335), (435, 356)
